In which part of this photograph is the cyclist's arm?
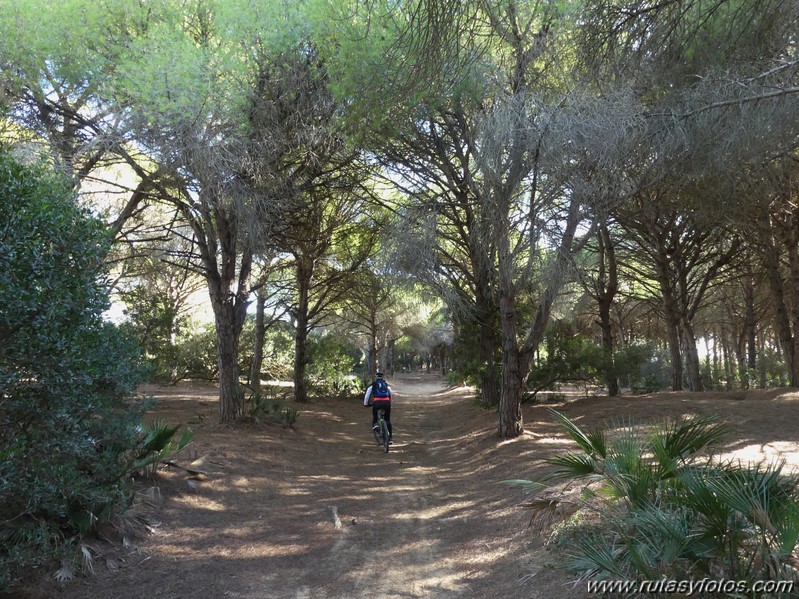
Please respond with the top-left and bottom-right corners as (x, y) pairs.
(363, 386), (373, 406)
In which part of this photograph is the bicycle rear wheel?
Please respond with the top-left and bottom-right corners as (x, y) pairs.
(380, 419), (390, 453)
(373, 425), (383, 445)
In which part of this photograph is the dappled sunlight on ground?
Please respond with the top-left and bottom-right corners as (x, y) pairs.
(37, 375), (799, 599)
(719, 440), (799, 471)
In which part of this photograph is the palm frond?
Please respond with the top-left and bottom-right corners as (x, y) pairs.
(548, 408), (606, 458)
(548, 452), (600, 478)
(629, 506), (693, 566)
(502, 479), (549, 496)
(654, 416), (729, 463)
(775, 500), (799, 556)
(678, 465), (733, 534)
(141, 419), (181, 453)
(569, 534), (629, 579)
(707, 462), (787, 522)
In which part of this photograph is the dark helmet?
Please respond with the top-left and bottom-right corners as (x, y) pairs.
(375, 371), (384, 379)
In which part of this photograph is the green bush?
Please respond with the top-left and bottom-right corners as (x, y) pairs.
(172, 323), (219, 381)
(118, 285), (184, 383)
(527, 328), (604, 398)
(306, 333), (361, 397)
(507, 410), (799, 594)
(244, 387), (299, 427)
(0, 152), (147, 589)
(616, 342), (670, 393)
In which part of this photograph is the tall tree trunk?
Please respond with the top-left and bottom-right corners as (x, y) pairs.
(787, 243), (799, 388)
(387, 338), (395, 378)
(599, 307), (620, 396)
(497, 198), (583, 437)
(190, 198), (252, 423)
(367, 321), (378, 378)
(596, 223), (620, 396)
(478, 312), (501, 407)
(735, 332), (748, 389)
(294, 316), (309, 403)
(681, 320), (704, 391)
(216, 309), (242, 422)
(744, 274), (757, 371)
(293, 262), (311, 403)
(208, 275), (250, 422)
(722, 336), (734, 387)
(762, 226), (797, 384)
(663, 297), (683, 391)
(250, 291), (266, 397)
(497, 205), (524, 438)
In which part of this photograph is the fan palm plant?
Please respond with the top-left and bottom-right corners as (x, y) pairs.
(508, 409), (799, 593)
(132, 419), (193, 478)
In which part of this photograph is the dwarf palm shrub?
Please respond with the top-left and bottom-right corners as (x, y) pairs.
(133, 419), (194, 478)
(509, 409), (799, 593)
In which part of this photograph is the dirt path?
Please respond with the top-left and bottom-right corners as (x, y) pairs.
(40, 373), (566, 599)
(36, 374), (799, 598)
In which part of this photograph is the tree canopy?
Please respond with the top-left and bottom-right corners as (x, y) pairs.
(2, 0), (799, 437)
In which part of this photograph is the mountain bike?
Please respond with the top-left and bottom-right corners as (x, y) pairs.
(372, 407), (390, 453)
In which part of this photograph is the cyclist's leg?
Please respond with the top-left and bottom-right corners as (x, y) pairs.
(371, 403), (378, 429)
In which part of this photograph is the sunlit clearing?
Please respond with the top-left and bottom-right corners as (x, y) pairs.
(719, 441), (799, 471)
(526, 434), (573, 445)
(497, 435), (528, 447)
(392, 500), (473, 520)
(172, 495), (226, 511)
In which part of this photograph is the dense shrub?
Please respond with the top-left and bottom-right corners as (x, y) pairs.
(526, 329), (605, 397)
(169, 318), (362, 398)
(0, 153), (147, 589)
(615, 342), (671, 393)
(118, 284), (188, 383)
(306, 333), (362, 398)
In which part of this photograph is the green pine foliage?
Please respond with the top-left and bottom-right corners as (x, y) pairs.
(0, 151), (148, 589)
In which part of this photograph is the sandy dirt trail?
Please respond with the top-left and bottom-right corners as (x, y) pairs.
(45, 373), (568, 599)
(40, 375), (799, 598)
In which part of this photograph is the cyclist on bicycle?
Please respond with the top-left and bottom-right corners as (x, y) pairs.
(364, 371), (393, 443)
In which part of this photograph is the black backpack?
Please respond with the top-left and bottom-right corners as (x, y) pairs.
(373, 379), (390, 399)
